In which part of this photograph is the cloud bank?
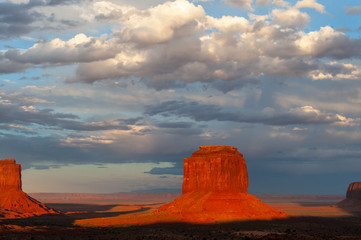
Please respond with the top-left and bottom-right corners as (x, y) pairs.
(0, 0), (360, 194)
(1, 0), (360, 91)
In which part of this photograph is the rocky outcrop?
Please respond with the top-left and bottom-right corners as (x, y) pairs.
(346, 182), (361, 199)
(183, 145), (248, 194)
(157, 145), (287, 222)
(76, 145), (287, 227)
(335, 182), (361, 212)
(0, 159), (22, 192)
(0, 158), (58, 218)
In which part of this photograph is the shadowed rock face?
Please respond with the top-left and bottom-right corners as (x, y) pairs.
(335, 182), (361, 212)
(346, 182), (361, 199)
(0, 158), (58, 218)
(183, 145), (248, 194)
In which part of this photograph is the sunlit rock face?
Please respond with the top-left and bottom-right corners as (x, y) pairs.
(76, 146), (287, 227)
(157, 145), (287, 222)
(0, 158), (58, 218)
(0, 159), (22, 192)
(346, 182), (361, 199)
(183, 146), (248, 194)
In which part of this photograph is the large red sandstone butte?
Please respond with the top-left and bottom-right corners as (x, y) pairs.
(183, 146), (248, 193)
(0, 158), (58, 218)
(76, 145), (287, 226)
(156, 145), (287, 222)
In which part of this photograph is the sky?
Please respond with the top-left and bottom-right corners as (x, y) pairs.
(0, 0), (361, 195)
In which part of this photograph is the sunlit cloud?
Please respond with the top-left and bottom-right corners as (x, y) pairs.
(294, 0), (325, 13)
(1, 0), (360, 91)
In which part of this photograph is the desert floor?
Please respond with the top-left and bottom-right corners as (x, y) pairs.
(1, 193), (361, 239)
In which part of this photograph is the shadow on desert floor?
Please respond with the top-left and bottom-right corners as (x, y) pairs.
(0, 203), (152, 228)
(255, 194), (361, 218)
(3, 215), (361, 239)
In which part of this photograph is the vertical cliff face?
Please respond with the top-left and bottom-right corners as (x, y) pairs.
(0, 158), (22, 192)
(156, 145), (287, 223)
(0, 158), (58, 218)
(346, 182), (361, 199)
(182, 145), (248, 194)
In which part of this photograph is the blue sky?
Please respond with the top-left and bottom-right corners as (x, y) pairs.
(1, 0), (361, 194)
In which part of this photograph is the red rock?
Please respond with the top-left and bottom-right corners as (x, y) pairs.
(76, 145), (288, 227)
(157, 145), (287, 222)
(346, 182), (361, 199)
(0, 158), (59, 218)
(0, 159), (21, 192)
(183, 145), (248, 193)
(335, 182), (361, 212)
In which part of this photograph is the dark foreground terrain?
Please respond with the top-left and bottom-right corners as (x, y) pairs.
(1, 193), (361, 240)
(2, 215), (361, 240)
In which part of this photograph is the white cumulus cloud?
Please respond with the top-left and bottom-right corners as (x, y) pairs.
(295, 0), (325, 13)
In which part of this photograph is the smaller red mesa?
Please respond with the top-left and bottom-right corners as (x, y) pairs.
(0, 158), (58, 218)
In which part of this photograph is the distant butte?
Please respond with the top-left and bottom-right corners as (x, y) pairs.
(0, 158), (58, 218)
(346, 182), (361, 199)
(76, 145), (287, 226)
(336, 182), (361, 212)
